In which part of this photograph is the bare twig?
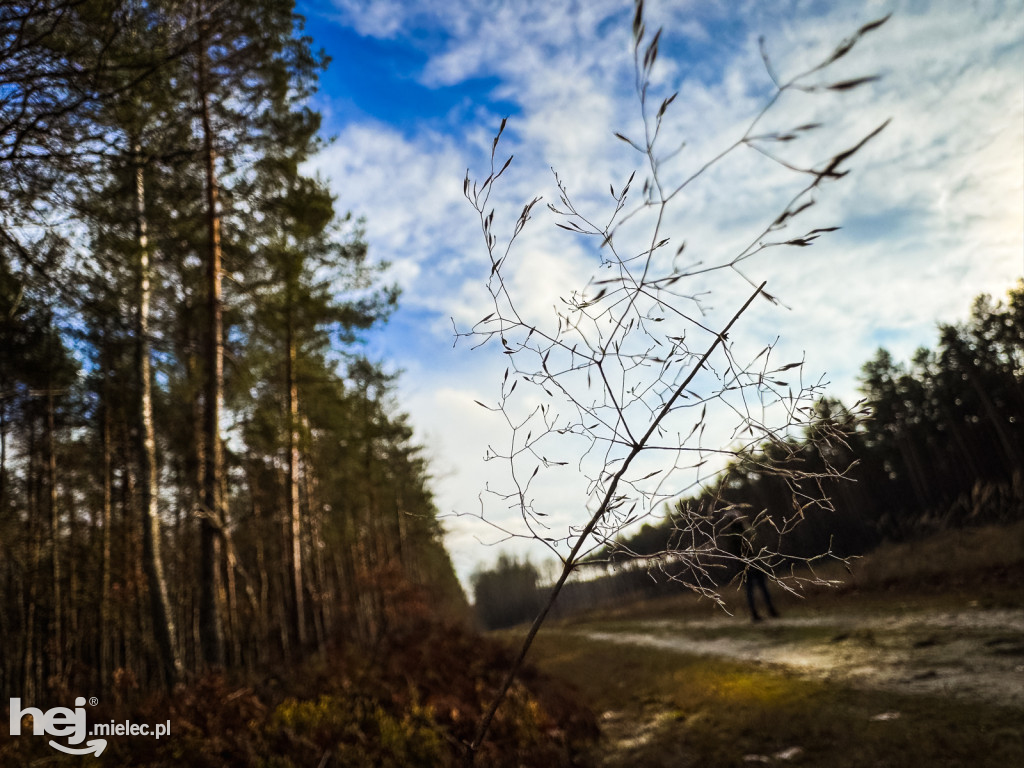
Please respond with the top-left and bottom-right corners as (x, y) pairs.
(468, 280), (765, 755)
(457, 3), (890, 761)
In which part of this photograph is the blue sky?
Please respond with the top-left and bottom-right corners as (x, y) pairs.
(293, 0), (1024, 586)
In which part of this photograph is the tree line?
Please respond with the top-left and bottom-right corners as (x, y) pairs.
(473, 281), (1024, 624)
(611, 281), (1023, 578)
(0, 0), (464, 700)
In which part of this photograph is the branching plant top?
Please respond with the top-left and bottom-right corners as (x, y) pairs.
(457, 2), (891, 761)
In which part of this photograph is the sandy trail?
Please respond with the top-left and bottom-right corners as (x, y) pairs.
(575, 606), (1024, 707)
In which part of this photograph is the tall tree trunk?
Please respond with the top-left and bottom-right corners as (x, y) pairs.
(46, 359), (64, 688)
(302, 454), (329, 647)
(185, 329), (205, 673)
(100, 351), (114, 688)
(285, 315), (307, 647)
(253, 492), (270, 664)
(120, 436), (143, 682)
(0, 394), (6, 516)
(197, 23), (225, 668)
(23, 561), (38, 701)
(134, 145), (182, 688)
(222, 545), (241, 666)
(274, 560), (291, 660)
(0, 394), (8, 695)
(23, 418), (40, 699)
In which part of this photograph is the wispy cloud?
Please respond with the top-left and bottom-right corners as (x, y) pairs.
(310, 0), (1023, 584)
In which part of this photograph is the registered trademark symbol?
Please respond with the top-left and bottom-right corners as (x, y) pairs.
(89, 697), (98, 707)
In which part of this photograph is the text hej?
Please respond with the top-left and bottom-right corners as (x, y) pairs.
(9, 697), (171, 754)
(9, 697), (90, 744)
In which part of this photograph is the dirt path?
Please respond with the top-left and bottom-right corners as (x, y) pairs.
(574, 605), (1024, 707)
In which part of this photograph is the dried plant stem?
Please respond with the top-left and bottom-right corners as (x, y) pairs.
(466, 281), (766, 761)
(459, 4), (891, 761)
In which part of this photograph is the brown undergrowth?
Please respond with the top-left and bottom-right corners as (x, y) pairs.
(0, 585), (598, 767)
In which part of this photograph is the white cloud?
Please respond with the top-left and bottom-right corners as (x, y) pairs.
(314, 0), (1023, 587)
(308, 123), (484, 313)
(326, 0), (412, 38)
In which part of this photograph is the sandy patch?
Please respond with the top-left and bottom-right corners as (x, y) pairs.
(577, 607), (1024, 707)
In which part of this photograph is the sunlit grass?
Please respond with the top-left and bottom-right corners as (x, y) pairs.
(522, 631), (1024, 767)
(495, 521), (1024, 766)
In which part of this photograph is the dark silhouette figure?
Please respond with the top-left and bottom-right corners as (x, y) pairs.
(743, 566), (779, 622)
(719, 510), (780, 622)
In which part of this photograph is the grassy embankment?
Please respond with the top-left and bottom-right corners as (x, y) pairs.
(498, 521), (1024, 767)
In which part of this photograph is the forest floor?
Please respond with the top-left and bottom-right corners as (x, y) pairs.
(504, 522), (1024, 767)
